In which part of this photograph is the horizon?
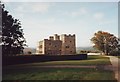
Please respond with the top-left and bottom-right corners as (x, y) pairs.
(4, 2), (118, 48)
(26, 46), (97, 49)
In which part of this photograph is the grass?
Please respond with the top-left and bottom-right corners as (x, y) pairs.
(117, 56), (120, 58)
(114, 56), (120, 58)
(3, 55), (114, 80)
(3, 68), (115, 80)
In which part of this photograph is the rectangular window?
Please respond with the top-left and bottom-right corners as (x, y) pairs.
(39, 51), (42, 53)
(66, 46), (69, 48)
(39, 45), (42, 48)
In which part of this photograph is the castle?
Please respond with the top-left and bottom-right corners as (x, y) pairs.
(36, 34), (76, 55)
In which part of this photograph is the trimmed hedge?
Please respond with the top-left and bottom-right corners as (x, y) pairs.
(2, 54), (87, 66)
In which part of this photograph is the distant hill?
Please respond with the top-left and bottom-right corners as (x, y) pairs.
(76, 46), (97, 51)
(76, 46), (100, 54)
(23, 47), (36, 54)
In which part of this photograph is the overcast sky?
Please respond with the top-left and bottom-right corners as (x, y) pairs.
(4, 1), (118, 48)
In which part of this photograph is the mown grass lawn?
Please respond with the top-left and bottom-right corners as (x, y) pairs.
(3, 55), (115, 80)
(3, 68), (115, 80)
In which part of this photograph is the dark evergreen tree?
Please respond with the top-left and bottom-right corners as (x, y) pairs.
(1, 3), (26, 56)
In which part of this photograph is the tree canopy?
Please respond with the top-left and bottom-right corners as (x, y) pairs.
(91, 31), (120, 55)
(1, 3), (26, 56)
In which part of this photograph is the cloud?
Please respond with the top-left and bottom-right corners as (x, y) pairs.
(14, 5), (26, 13)
(93, 12), (104, 20)
(93, 12), (116, 25)
(30, 3), (51, 13)
(13, 2), (53, 14)
(7, 2), (54, 20)
(71, 7), (88, 17)
(61, 7), (88, 17)
(45, 18), (56, 23)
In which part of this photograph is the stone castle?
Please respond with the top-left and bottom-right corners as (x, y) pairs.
(36, 34), (76, 55)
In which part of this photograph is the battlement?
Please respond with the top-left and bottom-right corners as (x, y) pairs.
(54, 34), (60, 40)
(61, 34), (75, 37)
(44, 39), (49, 41)
(49, 36), (54, 40)
(43, 34), (75, 41)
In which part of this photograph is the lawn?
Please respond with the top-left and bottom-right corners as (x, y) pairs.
(117, 56), (120, 58)
(3, 55), (115, 80)
(3, 68), (115, 80)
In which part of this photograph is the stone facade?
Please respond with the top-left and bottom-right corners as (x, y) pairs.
(36, 34), (76, 55)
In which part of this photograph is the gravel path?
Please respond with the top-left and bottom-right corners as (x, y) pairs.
(107, 56), (120, 82)
(3, 65), (96, 69)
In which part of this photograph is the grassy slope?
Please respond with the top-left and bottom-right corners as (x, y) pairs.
(3, 55), (115, 80)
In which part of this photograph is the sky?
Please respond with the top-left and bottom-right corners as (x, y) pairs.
(3, 1), (118, 48)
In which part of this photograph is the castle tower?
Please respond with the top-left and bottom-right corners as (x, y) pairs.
(36, 40), (45, 54)
(54, 34), (60, 40)
(60, 34), (76, 55)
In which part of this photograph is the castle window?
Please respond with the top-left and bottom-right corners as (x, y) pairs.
(55, 45), (57, 47)
(70, 51), (72, 53)
(49, 43), (51, 45)
(39, 51), (42, 53)
(70, 41), (72, 42)
(39, 45), (42, 48)
(48, 48), (51, 50)
(66, 46), (69, 48)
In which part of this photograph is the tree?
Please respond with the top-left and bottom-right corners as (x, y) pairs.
(91, 31), (120, 55)
(1, 3), (26, 56)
